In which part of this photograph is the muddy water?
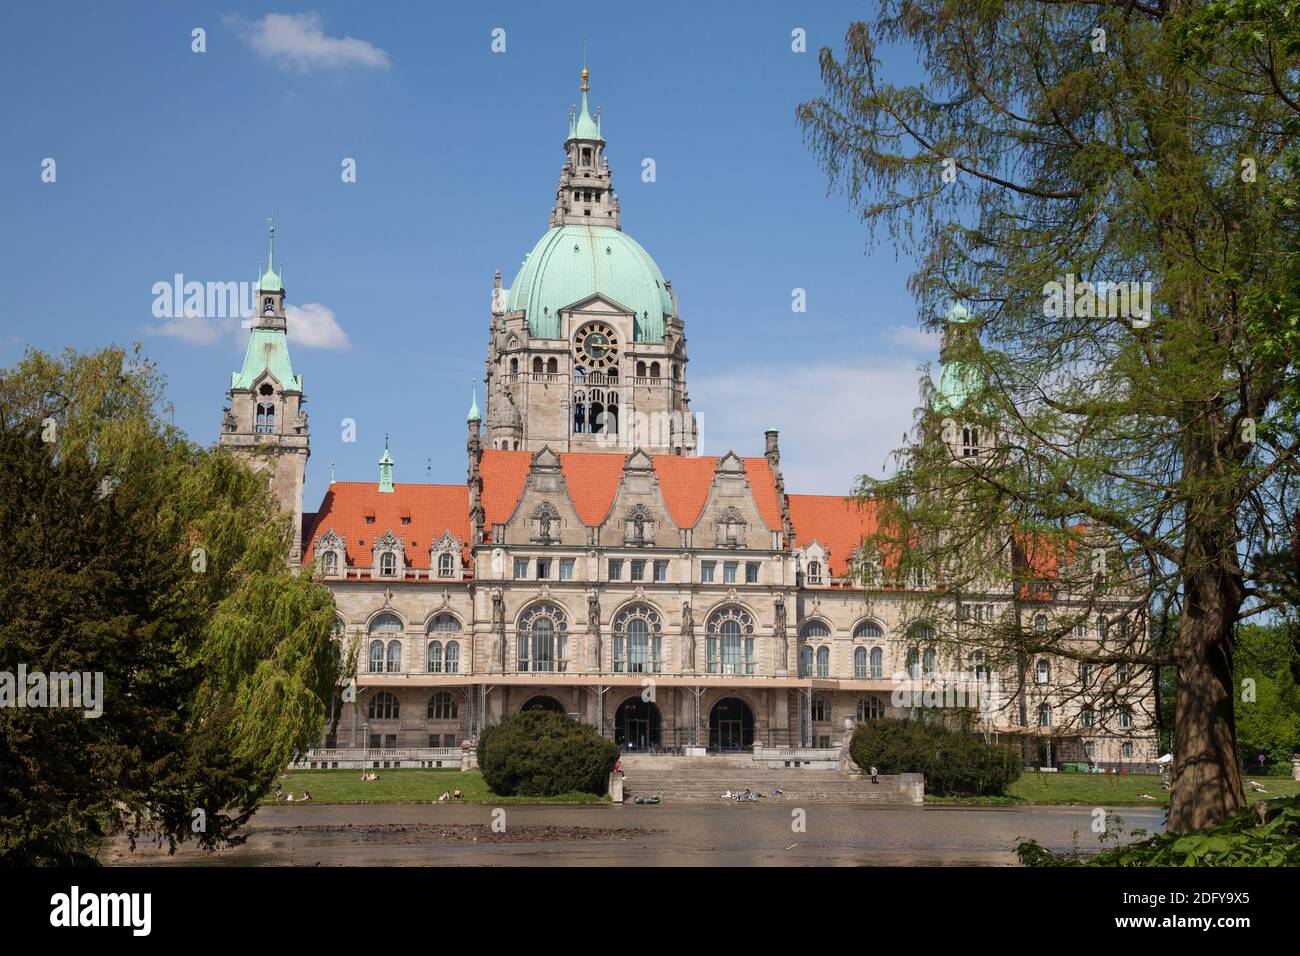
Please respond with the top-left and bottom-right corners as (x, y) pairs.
(106, 803), (1165, 867)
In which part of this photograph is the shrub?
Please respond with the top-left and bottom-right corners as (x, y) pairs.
(849, 716), (1022, 797)
(1018, 795), (1300, 866)
(477, 710), (619, 797)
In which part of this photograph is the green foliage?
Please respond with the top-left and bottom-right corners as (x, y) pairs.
(0, 346), (338, 865)
(798, 0), (1300, 831)
(1018, 795), (1300, 866)
(849, 716), (1022, 797)
(477, 710), (619, 798)
(1233, 623), (1300, 766)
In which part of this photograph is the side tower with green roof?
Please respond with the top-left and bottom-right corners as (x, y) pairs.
(928, 301), (993, 461)
(219, 219), (310, 563)
(483, 65), (698, 456)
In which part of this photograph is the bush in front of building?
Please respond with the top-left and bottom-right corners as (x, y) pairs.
(849, 715), (1022, 797)
(477, 710), (620, 797)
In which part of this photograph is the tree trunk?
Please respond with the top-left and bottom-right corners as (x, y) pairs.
(1167, 578), (1245, 833)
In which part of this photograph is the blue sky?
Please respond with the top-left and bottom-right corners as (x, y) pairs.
(0, 1), (937, 508)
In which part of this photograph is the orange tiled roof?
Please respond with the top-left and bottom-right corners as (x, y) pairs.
(303, 482), (469, 569)
(787, 493), (880, 577)
(480, 449), (532, 529)
(559, 452), (627, 525)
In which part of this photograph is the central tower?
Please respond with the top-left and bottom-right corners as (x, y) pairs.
(483, 67), (697, 456)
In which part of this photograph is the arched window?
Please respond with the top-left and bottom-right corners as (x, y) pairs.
(853, 621), (883, 640)
(368, 691), (399, 720)
(445, 641), (460, 673)
(606, 393), (618, 433)
(706, 606), (755, 675)
(428, 691), (458, 721)
(427, 640), (443, 673)
(806, 561), (823, 585)
(854, 646), (868, 678)
(1119, 706), (1133, 729)
(857, 695), (886, 721)
(815, 645), (830, 677)
(1036, 658), (1050, 684)
(516, 603), (568, 673)
(798, 645), (813, 677)
(589, 400), (605, 433)
(573, 390), (586, 433)
(970, 650), (987, 680)
(870, 646), (883, 679)
(811, 694), (828, 722)
(636, 360), (646, 377)
(923, 647), (937, 675)
(649, 361), (660, 378)
(801, 620), (830, 639)
(546, 357), (558, 374)
(510, 357), (519, 374)
(532, 356), (543, 374)
(613, 605), (663, 674)
(323, 550), (338, 576)
(905, 647), (920, 679)
(1038, 704), (1052, 727)
(386, 640), (402, 672)
(368, 614), (402, 672)
(437, 552), (455, 577)
(1097, 616), (1109, 639)
(962, 426), (980, 457)
(379, 551), (397, 576)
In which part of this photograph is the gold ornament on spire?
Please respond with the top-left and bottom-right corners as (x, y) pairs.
(580, 66), (589, 91)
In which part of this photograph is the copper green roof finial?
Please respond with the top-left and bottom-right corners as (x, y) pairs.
(467, 385), (481, 423)
(258, 216), (283, 292)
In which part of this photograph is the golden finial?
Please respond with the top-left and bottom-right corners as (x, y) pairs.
(580, 66), (589, 92)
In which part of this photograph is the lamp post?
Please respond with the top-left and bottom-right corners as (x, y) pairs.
(362, 722), (369, 770)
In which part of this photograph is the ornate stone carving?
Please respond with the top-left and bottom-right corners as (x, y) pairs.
(773, 594), (788, 673)
(624, 503), (654, 546)
(491, 589), (505, 670)
(681, 601), (694, 671)
(531, 501), (561, 543)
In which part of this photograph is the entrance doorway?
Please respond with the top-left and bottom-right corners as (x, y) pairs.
(520, 695), (566, 714)
(614, 697), (662, 749)
(708, 697), (755, 750)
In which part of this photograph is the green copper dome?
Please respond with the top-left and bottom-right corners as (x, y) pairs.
(505, 224), (672, 341)
(932, 360), (980, 414)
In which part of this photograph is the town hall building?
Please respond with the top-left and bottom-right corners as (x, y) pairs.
(219, 68), (1157, 770)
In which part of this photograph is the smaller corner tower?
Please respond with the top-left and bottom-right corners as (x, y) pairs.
(219, 219), (309, 562)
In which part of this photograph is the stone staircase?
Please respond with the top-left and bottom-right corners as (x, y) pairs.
(617, 756), (920, 805)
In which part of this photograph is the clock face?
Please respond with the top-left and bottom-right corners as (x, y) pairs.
(574, 321), (620, 370)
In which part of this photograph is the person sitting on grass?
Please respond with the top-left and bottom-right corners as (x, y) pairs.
(453, 787), (463, 799)
(438, 790), (451, 802)
(301, 790), (312, 801)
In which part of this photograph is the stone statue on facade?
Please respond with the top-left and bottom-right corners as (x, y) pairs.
(773, 595), (788, 672)
(586, 590), (601, 670)
(681, 601), (695, 671)
(491, 589), (505, 669)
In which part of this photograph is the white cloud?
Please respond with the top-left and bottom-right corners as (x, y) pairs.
(148, 315), (239, 346)
(691, 360), (929, 495)
(884, 324), (941, 353)
(286, 303), (350, 350)
(147, 303), (348, 350)
(233, 13), (390, 72)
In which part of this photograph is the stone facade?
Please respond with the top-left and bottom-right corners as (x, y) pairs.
(226, 71), (1159, 770)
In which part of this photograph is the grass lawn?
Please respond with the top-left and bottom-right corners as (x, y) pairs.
(926, 772), (1300, 806)
(264, 768), (608, 805)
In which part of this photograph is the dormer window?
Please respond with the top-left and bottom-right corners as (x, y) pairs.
(379, 552), (397, 576)
(807, 561), (823, 586)
(438, 552), (454, 577)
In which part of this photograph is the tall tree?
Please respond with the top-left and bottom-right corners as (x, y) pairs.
(800, 1), (1299, 831)
(0, 346), (338, 864)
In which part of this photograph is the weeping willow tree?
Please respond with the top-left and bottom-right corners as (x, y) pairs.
(799, 1), (1299, 832)
(0, 346), (340, 863)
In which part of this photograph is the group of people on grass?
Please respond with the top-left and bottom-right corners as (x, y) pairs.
(273, 782), (312, 801)
(437, 788), (465, 801)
